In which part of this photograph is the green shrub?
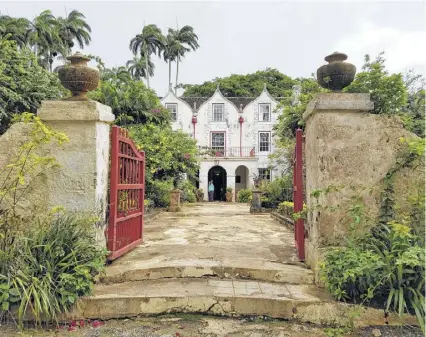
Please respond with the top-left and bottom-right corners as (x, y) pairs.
(278, 201), (294, 217)
(0, 213), (107, 326)
(226, 187), (233, 193)
(237, 189), (252, 203)
(147, 179), (174, 208)
(177, 179), (196, 203)
(321, 221), (425, 332)
(261, 176), (293, 203)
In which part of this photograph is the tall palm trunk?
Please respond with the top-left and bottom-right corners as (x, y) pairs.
(145, 45), (150, 88)
(175, 54), (180, 95)
(145, 55), (150, 88)
(168, 59), (172, 90)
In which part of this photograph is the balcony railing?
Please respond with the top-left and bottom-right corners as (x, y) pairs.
(199, 146), (256, 158)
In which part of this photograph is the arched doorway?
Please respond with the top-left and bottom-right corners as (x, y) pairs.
(208, 166), (227, 201)
(235, 165), (249, 196)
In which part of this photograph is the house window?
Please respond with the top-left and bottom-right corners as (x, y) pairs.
(259, 132), (271, 152)
(258, 168), (271, 181)
(212, 103), (224, 122)
(165, 103), (177, 121)
(236, 176), (241, 183)
(259, 103), (271, 122)
(211, 132), (225, 155)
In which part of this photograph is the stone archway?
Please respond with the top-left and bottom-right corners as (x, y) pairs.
(208, 166), (227, 201)
(235, 165), (249, 196)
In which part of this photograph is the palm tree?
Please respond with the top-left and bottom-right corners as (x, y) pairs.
(162, 30), (180, 90)
(129, 24), (164, 88)
(56, 9), (91, 55)
(126, 56), (155, 81)
(26, 10), (59, 57)
(0, 15), (30, 47)
(169, 25), (199, 95)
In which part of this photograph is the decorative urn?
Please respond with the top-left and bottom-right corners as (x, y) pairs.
(316, 52), (356, 92)
(58, 51), (99, 100)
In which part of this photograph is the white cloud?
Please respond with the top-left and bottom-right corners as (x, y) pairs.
(334, 21), (426, 75)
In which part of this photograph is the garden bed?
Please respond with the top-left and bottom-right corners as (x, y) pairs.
(271, 211), (294, 231)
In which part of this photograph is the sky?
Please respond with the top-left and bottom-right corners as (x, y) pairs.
(1, 0), (425, 96)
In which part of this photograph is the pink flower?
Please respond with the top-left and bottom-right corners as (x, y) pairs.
(184, 153), (190, 159)
(92, 320), (105, 328)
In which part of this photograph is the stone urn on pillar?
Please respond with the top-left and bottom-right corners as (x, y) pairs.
(58, 51), (100, 100)
(316, 52), (356, 92)
(169, 189), (181, 212)
(250, 190), (263, 213)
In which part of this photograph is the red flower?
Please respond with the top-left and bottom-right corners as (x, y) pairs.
(92, 320), (105, 328)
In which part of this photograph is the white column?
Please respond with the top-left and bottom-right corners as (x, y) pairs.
(199, 162), (209, 201)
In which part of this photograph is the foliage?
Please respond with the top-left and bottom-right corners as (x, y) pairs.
(344, 52), (407, 115)
(274, 77), (325, 139)
(182, 68), (296, 98)
(0, 9), (91, 71)
(0, 213), (106, 326)
(278, 201), (294, 218)
(226, 187), (233, 193)
(319, 137), (425, 332)
(0, 115), (105, 327)
(402, 69), (425, 138)
(146, 179), (174, 208)
(177, 179), (196, 203)
(129, 24), (165, 88)
(0, 39), (65, 134)
(0, 113), (68, 216)
(168, 26), (199, 94)
(237, 189), (252, 203)
(129, 124), (199, 207)
(126, 55), (155, 80)
(88, 68), (170, 126)
(321, 222), (425, 332)
(260, 175), (293, 204)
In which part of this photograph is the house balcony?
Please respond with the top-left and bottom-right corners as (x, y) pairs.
(198, 146), (256, 158)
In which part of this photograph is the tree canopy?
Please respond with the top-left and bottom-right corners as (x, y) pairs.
(88, 67), (170, 126)
(181, 68), (297, 97)
(129, 123), (199, 206)
(0, 9), (91, 72)
(0, 39), (64, 134)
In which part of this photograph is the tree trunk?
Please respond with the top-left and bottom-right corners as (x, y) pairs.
(146, 54), (150, 89)
(175, 54), (179, 95)
(168, 59), (172, 91)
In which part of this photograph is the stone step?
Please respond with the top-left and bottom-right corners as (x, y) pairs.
(101, 259), (314, 284)
(73, 278), (333, 320)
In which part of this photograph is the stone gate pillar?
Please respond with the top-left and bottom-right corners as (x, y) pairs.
(301, 91), (425, 283)
(37, 100), (115, 245)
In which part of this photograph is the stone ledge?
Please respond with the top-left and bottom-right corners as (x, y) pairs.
(303, 93), (374, 121)
(100, 259), (314, 285)
(64, 278), (418, 328)
(37, 100), (115, 122)
(271, 212), (294, 231)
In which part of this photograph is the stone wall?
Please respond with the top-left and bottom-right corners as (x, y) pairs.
(0, 100), (115, 246)
(302, 93), (424, 282)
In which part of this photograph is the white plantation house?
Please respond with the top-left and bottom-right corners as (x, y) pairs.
(160, 84), (298, 201)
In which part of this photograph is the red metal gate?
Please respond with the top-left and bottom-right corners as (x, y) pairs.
(293, 129), (305, 260)
(107, 126), (145, 261)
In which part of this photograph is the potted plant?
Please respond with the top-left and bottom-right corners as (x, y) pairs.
(253, 174), (262, 189)
(196, 188), (204, 202)
(226, 187), (233, 202)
